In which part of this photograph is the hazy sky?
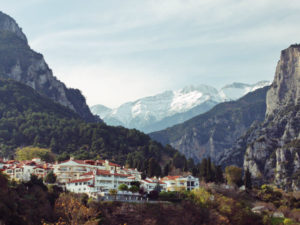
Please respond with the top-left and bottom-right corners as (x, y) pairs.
(2, 0), (300, 107)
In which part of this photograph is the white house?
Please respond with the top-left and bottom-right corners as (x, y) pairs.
(53, 159), (107, 184)
(66, 169), (134, 194)
(141, 177), (167, 193)
(161, 175), (199, 191)
(3, 159), (51, 181)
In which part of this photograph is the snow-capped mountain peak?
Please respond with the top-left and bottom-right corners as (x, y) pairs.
(91, 81), (270, 133)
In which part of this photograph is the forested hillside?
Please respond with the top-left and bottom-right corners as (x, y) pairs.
(0, 79), (179, 174)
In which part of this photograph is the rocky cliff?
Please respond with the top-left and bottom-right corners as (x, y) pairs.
(0, 11), (99, 122)
(266, 45), (300, 116)
(237, 45), (300, 190)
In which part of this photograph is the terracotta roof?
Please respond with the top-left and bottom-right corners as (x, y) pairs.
(108, 162), (121, 167)
(80, 171), (93, 176)
(80, 169), (111, 177)
(68, 178), (93, 184)
(143, 179), (166, 184)
(5, 160), (17, 164)
(113, 173), (130, 177)
(161, 176), (181, 181)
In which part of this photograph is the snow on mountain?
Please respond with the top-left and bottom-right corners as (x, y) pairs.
(91, 81), (270, 133)
(90, 104), (112, 118)
(219, 81), (271, 101)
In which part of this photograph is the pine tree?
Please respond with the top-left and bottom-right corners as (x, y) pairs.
(244, 168), (252, 190)
(215, 165), (224, 183)
(199, 158), (208, 181)
(206, 157), (215, 182)
(163, 163), (170, 176)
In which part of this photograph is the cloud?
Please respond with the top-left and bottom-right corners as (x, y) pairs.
(3, 0), (300, 107)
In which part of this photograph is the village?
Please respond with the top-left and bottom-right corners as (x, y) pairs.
(0, 157), (200, 200)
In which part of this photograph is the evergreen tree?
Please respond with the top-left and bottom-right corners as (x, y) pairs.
(183, 158), (188, 172)
(187, 158), (195, 171)
(244, 168), (252, 190)
(163, 163), (170, 176)
(206, 157), (215, 182)
(147, 158), (161, 177)
(44, 171), (56, 184)
(215, 165), (224, 184)
(199, 158), (208, 180)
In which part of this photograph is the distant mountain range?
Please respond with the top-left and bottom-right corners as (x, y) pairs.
(91, 81), (270, 133)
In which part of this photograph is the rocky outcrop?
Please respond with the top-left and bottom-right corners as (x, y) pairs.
(241, 45), (300, 190)
(222, 45), (300, 190)
(0, 11), (27, 42)
(0, 11), (99, 122)
(266, 45), (300, 116)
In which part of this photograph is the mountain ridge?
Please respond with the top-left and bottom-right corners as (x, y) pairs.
(0, 11), (99, 122)
(149, 86), (269, 163)
(91, 81), (270, 133)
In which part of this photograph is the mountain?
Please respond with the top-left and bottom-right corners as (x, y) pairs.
(0, 11), (99, 122)
(219, 81), (271, 101)
(91, 81), (270, 133)
(0, 78), (180, 175)
(220, 45), (300, 190)
(149, 86), (269, 163)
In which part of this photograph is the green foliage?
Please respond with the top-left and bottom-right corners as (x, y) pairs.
(190, 187), (213, 207)
(163, 162), (170, 176)
(130, 181), (141, 188)
(192, 158), (224, 183)
(147, 157), (162, 177)
(225, 165), (243, 186)
(44, 171), (57, 184)
(0, 79), (181, 175)
(129, 185), (139, 193)
(0, 170), (62, 224)
(258, 185), (283, 207)
(283, 218), (293, 225)
(15, 146), (54, 162)
(118, 184), (128, 191)
(244, 168), (252, 190)
(109, 189), (117, 196)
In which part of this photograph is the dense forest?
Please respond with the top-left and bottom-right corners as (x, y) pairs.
(0, 79), (180, 174)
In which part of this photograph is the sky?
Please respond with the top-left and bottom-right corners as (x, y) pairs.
(1, 0), (300, 108)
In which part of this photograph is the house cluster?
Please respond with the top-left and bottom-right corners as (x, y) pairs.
(0, 157), (200, 197)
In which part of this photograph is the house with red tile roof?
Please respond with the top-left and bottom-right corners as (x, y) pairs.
(141, 177), (167, 192)
(66, 168), (134, 194)
(2, 158), (51, 181)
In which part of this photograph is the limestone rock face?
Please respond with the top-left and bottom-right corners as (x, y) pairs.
(223, 45), (300, 191)
(242, 104), (300, 190)
(0, 11), (27, 42)
(266, 45), (300, 116)
(0, 11), (99, 122)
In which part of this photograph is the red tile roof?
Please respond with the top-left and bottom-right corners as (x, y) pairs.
(161, 176), (181, 181)
(108, 162), (121, 167)
(68, 178), (93, 184)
